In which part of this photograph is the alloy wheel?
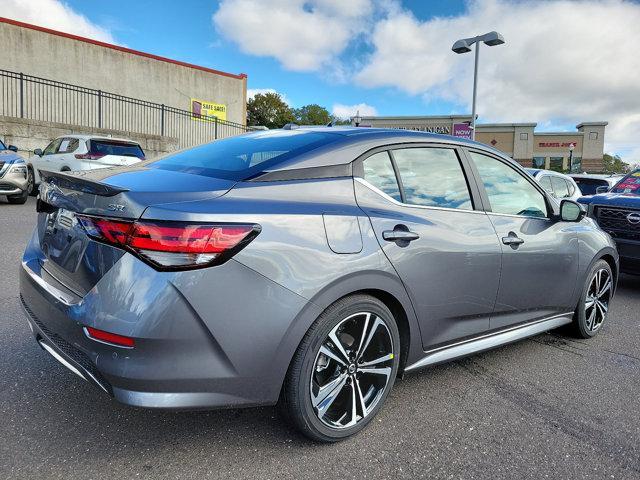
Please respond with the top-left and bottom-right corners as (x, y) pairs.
(584, 268), (612, 333)
(309, 312), (395, 429)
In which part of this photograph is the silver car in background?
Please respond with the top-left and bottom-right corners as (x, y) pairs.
(20, 128), (618, 442)
(0, 139), (31, 204)
(526, 168), (581, 202)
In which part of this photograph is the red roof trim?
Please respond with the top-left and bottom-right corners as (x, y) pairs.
(0, 17), (247, 80)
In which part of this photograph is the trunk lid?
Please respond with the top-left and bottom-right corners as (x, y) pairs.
(36, 167), (236, 296)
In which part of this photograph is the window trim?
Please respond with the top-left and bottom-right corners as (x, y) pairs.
(462, 147), (555, 220)
(354, 142), (484, 213)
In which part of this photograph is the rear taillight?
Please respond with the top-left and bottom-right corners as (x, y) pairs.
(75, 152), (106, 160)
(84, 326), (135, 348)
(77, 215), (260, 270)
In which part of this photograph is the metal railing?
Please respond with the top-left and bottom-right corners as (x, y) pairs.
(0, 69), (251, 148)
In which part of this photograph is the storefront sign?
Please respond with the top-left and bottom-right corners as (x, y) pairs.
(191, 99), (227, 122)
(538, 142), (576, 148)
(395, 125), (451, 134)
(452, 123), (473, 139)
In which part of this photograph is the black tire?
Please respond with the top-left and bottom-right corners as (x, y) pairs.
(569, 259), (613, 338)
(60, 166), (71, 172)
(280, 294), (400, 442)
(27, 167), (38, 196)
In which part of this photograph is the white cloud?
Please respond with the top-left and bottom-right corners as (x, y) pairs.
(213, 0), (374, 71)
(355, 0), (640, 161)
(0, 0), (117, 43)
(332, 103), (378, 120)
(246, 88), (291, 105)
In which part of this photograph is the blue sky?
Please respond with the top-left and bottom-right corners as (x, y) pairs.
(5, 0), (640, 160)
(62, 0), (479, 116)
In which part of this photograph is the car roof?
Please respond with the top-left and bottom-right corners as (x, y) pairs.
(54, 134), (141, 144)
(251, 127), (509, 172)
(526, 168), (574, 180)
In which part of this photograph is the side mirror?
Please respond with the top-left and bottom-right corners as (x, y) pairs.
(7, 145), (18, 152)
(560, 199), (586, 222)
(33, 148), (43, 157)
(595, 185), (609, 194)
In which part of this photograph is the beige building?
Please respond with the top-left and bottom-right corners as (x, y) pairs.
(355, 115), (607, 173)
(0, 17), (247, 125)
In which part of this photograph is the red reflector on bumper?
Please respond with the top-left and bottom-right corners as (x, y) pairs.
(85, 327), (135, 348)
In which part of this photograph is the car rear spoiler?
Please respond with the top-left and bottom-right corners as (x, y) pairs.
(39, 170), (129, 197)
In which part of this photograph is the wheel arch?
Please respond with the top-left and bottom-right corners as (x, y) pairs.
(596, 249), (619, 294)
(274, 271), (424, 400)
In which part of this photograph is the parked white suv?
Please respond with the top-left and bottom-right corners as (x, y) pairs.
(526, 168), (582, 202)
(29, 135), (145, 190)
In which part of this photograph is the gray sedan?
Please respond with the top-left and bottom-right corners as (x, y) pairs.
(20, 128), (618, 442)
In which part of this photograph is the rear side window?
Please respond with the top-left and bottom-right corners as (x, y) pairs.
(58, 138), (79, 153)
(469, 151), (547, 218)
(90, 140), (145, 159)
(363, 151), (401, 201)
(551, 176), (570, 198)
(150, 130), (339, 181)
(392, 148), (472, 210)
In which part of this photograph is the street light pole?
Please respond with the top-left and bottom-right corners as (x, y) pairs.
(452, 31), (505, 141)
(471, 42), (480, 140)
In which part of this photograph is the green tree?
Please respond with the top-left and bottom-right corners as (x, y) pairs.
(602, 153), (629, 174)
(293, 104), (333, 125)
(246, 93), (295, 129)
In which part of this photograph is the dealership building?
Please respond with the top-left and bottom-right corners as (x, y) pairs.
(354, 115), (607, 173)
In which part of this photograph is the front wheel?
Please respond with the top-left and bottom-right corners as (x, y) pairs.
(281, 295), (400, 442)
(570, 259), (613, 338)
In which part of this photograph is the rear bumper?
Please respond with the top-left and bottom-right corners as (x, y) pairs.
(19, 230), (316, 409)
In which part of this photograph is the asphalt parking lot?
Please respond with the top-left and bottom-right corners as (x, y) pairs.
(1, 196), (639, 479)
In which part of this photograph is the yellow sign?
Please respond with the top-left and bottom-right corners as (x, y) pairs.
(190, 99), (227, 122)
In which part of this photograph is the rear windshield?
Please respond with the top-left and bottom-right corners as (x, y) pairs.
(572, 177), (608, 195)
(610, 170), (640, 195)
(90, 140), (145, 159)
(148, 130), (340, 181)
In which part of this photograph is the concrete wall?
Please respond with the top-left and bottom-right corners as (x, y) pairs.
(0, 18), (246, 125)
(0, 116), (179, 160)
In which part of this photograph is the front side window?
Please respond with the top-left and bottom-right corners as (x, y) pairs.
(469, 151), (548, 218)
(392, 147), (472, 210)
(43, 138), (62, 156)
(551, 176), (570, 198)
(362, 151), (402, 202)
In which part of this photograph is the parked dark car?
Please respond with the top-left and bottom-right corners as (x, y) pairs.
(20, 128), (618, 441)
(570, 173), (623, 196)
(0, 139), (32, 204)
(579, 169), (640, 274)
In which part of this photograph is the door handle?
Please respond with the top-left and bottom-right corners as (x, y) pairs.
(502, 233), (524, 246)
(383, 227), (420, 243)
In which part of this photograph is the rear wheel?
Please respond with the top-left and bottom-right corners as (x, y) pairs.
(281, 294), (400, 442)
(570, 259), (613, 338)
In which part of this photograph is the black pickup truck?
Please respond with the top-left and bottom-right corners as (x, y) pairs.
(579, 169), (640, 274)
